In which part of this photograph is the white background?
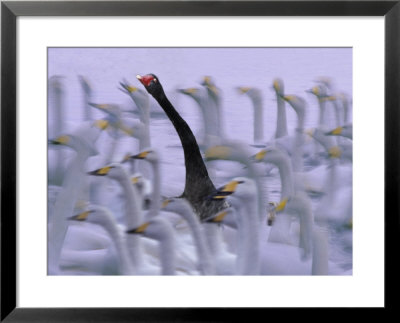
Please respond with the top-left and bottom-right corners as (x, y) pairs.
(17, 17), (384, 307)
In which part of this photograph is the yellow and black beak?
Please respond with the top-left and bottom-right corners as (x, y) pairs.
(48, 135), (70, 146)
(87, 166), (113, 176)
(238, 87), (251, 94)
(327, 126), (343, 136)
(274, 198), (289, 213)
(328, 146), (341, 159)
(89, 103), (109, 111)
(208, 180), (243, 200)
(179, 88), (198, 95)
(126, 222), (150, 234)
(93, 119), (109, 130)
(119, 82), (138, 93)
(205, 210), (229, 224)
(68, 210), (92, 222)
(161, 199), (172, 208)
(121, 153), (133, 163)
(252, 149), (267, 162)
(282, 95), (295, 102)
(131, 151), (150, 160)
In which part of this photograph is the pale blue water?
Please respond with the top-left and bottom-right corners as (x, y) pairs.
(48, 47), (352, 274)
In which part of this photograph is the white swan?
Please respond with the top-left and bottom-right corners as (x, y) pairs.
(281, 94), (308, 172)
(68, 205), (135, 275)
(237, 87), (264, 144)
(326, 124), (353, 140)
(271, 195), (344, 275)
(78, 75), (93, 121)
(204, 140), (267, 221)
(119, 80), (151, 131)
(201, 76), (224, 139)
(127, 217), (177, 275)
(48, 76), (66, 186)
(313, 147), (353, 226)
(129, 149), (162, 219)
(87, 163), (146, 272)
(162, 198), (216, 275)
(48, 120), (109, 274)
(208, 178), (261, 275)
(178, 87), (219, 148)
(306, 84), (329, 128)
(272, 78), (289, 139)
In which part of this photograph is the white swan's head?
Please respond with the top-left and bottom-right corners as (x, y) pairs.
(130, 149), (159, 164)
(49, 133), (99, 156)
(119, 79), (149, 106)
(272, 78), (284, 95)
(129, 174), (151, 196)
(237, 87), (262, 100)
(209, 177), (256, 201)
(204, 207), (237, 229)
(325, 124), (352, 139)
(126, 217), (173, 241)
(117, 119), (146, 140)
(201, 76), (219, 96)
(282, 95), (306, 116)
(177, 87), (200, 96)
(89, 103), (121, 118)
(69, 205), (114, 227)
(306, 84), (328, 98)
(253, 147), (289, 165)
(237, 86), (251, 94)
(87, 163), (128, 181)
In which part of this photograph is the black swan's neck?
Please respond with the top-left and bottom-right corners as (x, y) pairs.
(154, 91), (216, 198)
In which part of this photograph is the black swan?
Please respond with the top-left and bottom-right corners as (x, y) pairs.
(136, 74), (227, 220)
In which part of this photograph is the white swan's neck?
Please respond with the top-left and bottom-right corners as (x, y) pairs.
(158, 230), (176, 275)
(229, 196), (260, 275)
(102, 216), (134, 275)
(292, 128), (304, 172)
(311, 227), (329, 275)
(147, 161), (161, 219)
(276, 154), (295, 198)
(203, 223), (225, 257)
(238, 200), (260, 275)
(251, 96), (264, 143)
(241, 158), (266, 221)
(342, 98), (350, 125)
(318, 99), (327, 127)
(296, 195), (314, 259)
(275, 94), (288, 139)
(176, 203), (215, 275)
(48, 149), (89, 274)
(118, 172), (144, 269)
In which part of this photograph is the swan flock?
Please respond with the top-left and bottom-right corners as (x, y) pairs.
(48, 72), (352, 276)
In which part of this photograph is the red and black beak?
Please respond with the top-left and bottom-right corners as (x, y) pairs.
(136, 74), (156, 87)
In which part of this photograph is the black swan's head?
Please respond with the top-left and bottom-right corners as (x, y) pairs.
(136, 74), (164, 98)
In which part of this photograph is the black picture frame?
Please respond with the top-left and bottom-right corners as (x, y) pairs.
(1, 0), (399, 321)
